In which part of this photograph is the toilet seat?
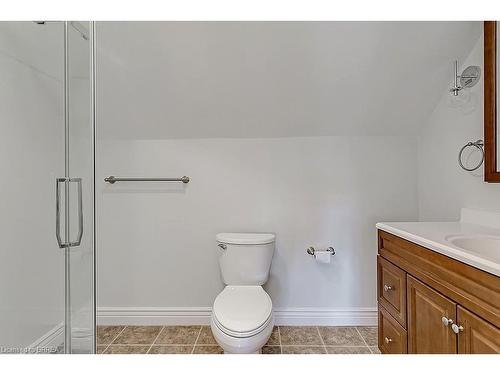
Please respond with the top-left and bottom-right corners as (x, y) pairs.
(213, 310), (273, 339)
(212, 285), (272, 338)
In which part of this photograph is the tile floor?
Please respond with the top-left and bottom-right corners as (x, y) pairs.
(96, 325), (380, 354)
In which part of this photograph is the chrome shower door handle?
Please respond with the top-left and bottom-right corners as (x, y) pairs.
(71, 177), (83, 247)
(56, 177), (83, 248)
(55, 177), (65, 248)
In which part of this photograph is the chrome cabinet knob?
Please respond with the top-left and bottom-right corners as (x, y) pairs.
(384, 337), (392, 344)
(451, 324), (464, 334)
(383, 284), (393, 292)
(441, 316), (453, 326)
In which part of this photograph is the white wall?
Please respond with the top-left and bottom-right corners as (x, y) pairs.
(418, 31), (500, 221)
(97, 136), (418, 323)
(95, 21), (484, 325)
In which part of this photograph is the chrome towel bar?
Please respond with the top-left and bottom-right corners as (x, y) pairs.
(104, 176), (190, 184)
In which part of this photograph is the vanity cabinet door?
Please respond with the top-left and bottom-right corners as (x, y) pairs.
(457, 306), (500, 354)
(407, 276), (457, 354)
(377, 256), (407, 327)
(378, 304), (407, 354)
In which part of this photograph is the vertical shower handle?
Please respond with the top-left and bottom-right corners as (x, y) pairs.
(56, 177), (83, 248)
(73, 177), (83, 247)
(55, 178), (65, 248)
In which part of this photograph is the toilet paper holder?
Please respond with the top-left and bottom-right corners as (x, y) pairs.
(306, 246), (335, 257)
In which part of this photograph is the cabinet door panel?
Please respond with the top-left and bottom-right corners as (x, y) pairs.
(407, 276), (457, 353)
(378, 304), (407, 354)
(378, 256), (407, 327)
(457, 306), (500, 354)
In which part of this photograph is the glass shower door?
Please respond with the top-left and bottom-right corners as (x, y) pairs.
(66, 21), (95, 354)
(0, 21), (95, 354)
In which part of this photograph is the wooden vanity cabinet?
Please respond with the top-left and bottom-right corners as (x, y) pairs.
(407, 276), (457, 353)
(378, 256), (406, 328)
(457, 306), (500, 353)
(377, 230), (500, 354)
(378, 304), (408, 354)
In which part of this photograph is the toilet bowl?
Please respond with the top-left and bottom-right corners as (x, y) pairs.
(211, 285), (274, 354)
(211, 233), (275, 354)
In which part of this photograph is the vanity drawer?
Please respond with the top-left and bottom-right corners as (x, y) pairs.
(378, 304), (408, 354)
(378, 256), (407, 327)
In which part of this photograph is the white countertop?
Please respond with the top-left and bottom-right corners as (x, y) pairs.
(376, 210), (500, 277)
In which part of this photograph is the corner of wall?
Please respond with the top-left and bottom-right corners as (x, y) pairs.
(416, 30), (500, 222)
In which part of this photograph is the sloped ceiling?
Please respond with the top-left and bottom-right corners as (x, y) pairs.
(0, 21), (91, 82)
(97, 21), (481, 139)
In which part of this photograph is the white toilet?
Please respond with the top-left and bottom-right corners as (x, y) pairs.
(210, 232), (275, 354)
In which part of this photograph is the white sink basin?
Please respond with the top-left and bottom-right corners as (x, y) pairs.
(446, 235), (500, 263)
(377, 211), (500, 276)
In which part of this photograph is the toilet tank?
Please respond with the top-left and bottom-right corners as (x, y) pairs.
(216, 233), (275, 285)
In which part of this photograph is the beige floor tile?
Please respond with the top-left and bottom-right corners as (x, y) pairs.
(104, 345), (150, 354)
(94, 325), (379, 355)
(369, 346), (381, 354)
(193, 345), (224, 354)
(113, 326), (162, 345)
(279, 326), (323, 345)
(266, 327), (280, 346)
(281, 346), (326, 354)
(357, 326), (378, 346)
(96, 325), (125, 345)
(196, 326), (217, 345)
(318, 327), (365, 346)
(326, 346), (371, 354)
(148, 345), (193, 354)
(262, 346), (281, 354)
(155, 325), (200, 345)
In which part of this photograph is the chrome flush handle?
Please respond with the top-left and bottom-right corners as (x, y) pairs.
(218, 243), (227, 250)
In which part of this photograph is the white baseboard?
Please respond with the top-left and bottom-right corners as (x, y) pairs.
(97, 307), (377, 326)
(98, 307), (212, 325)
(274, 307), (377, 326)
(29, 322), (64, 352)
(29, 324), (93, 354)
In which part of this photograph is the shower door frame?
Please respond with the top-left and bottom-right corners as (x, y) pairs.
(59, 21), (97, 354)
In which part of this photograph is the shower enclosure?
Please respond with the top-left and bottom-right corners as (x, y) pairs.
(0, 21), (95, 353)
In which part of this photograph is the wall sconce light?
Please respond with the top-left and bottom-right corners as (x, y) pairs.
(450, 60), (481, 96)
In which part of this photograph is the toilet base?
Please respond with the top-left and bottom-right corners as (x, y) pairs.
(210, 314), (274, 354)
(224, 349), (261, 354)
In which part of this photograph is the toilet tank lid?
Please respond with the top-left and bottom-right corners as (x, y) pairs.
(216, 232), (275, 245)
